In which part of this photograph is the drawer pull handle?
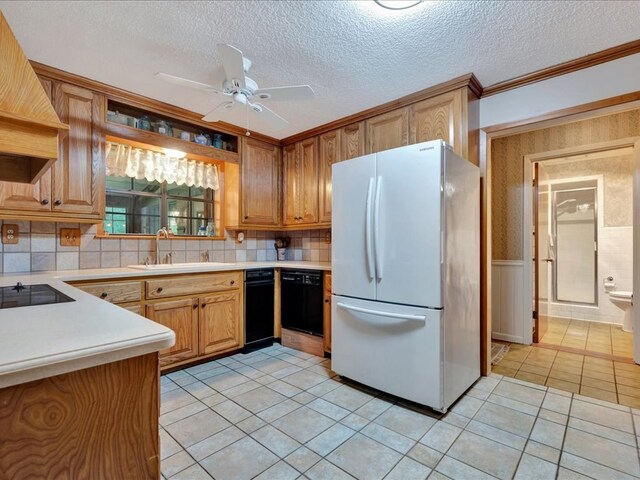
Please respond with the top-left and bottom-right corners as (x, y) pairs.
(157, 287), (163, 293)
(100, 292), (108, 299)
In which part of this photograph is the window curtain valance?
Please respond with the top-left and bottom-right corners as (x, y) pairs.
(106, 142), (220, 190)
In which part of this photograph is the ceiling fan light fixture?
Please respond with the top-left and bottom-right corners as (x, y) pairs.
(373, 0), (422, 9)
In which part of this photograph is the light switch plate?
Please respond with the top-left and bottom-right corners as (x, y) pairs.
(60, 228), (81, 247)
(1, 224), (19, 244)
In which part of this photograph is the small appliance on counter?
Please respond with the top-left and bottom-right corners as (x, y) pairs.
(331, 140), (480, 413)
(0, 282), (75, 309)
(274, 236), (290, 261)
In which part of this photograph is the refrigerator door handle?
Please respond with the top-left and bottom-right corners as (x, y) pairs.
(373, 176), (383, 281)
(337, 302), (427, 322)
(365, 177), (375, 281)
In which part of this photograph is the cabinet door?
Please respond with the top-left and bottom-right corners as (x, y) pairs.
(241, 138), (280, 225)
(319, 131), (339, 223)
(146, 298), (198, 366)
(298, 137), (319, 224)
(0, 77), (53, 212)
(53, 82), (105, 216)
(282, 143), (299, 225)
(323, 273), (332, 353)
(340, 122), (365, 160)
(199, 290), (242, 355)
(409, 89), (463, 156)
(365, 108), (409, 154)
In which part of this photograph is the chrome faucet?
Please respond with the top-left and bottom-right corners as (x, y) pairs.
(166, 251), (175, 265)
(155, 227), (169, 264)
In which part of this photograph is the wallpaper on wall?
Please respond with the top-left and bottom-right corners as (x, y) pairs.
(491, 109), (640, 260)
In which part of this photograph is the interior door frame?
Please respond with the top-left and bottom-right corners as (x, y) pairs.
(522, 138), (639, 346)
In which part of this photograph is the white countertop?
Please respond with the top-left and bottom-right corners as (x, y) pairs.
(0, 261), (329, 389)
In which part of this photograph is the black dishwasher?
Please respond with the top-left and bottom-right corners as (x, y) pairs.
(281, 269), (323, 336)
(244, 269), (274, 352)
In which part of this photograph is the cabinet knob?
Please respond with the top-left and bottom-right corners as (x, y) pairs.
(201, 303), (206, 308)
(157, 287), (163, 293)
(325, 299), (329, 303)
(54, 200), (62, 206)
(100, 292), (108, 299)
(40, 199), (49, 205)
(244, 216), (249, 220)
(193, 304), (198, 309)
(230, 280), (235, 285)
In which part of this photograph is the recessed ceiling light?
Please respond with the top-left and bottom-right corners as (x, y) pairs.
(374, 0), (422, 10)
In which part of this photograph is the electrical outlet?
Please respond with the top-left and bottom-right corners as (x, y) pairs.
(60, 228), (81, 247)
(1, 224), (19, 244)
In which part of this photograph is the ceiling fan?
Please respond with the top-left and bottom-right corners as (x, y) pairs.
(156, 44), (314, 130)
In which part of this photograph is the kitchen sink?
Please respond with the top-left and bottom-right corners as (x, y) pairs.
(127, 262), (234, 271)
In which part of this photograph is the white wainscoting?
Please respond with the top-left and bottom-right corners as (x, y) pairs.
(492, 260), (528, 344)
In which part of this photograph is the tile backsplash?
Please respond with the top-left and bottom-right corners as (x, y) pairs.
(0, 221), (331, 273)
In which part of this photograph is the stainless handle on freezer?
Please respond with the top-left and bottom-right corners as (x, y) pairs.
(365, 177), (375, 281)
(373, 176), (383, 281)
(337, 302), (426, 322)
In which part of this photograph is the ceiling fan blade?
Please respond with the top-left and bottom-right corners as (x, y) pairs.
(252, 103), (289, 130)
(217, 44), (246, 89)
(254, 85), (315, 102)
(155, 72), (222, 93)
(202, 101), (235, 122)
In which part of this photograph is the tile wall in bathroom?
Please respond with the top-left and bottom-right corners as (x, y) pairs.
(0, 220), (331, 274)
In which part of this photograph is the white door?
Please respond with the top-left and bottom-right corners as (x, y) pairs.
(332, 154), (377, 300)
(332, 295), (443, 409)
(375, 142), (443, 307)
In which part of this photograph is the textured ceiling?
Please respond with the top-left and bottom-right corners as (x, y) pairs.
(2, 1), (639, 138)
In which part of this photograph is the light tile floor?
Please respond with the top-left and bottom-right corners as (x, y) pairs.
(539, 316), (633, 358)
(160, 343), (640, 479)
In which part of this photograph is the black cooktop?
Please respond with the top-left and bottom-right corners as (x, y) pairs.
(0, 282), (75, 309)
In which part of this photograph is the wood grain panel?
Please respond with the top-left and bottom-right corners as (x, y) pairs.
(340, 122), (365, 160)
(365, 108), (409, 154)
(323, 273), (332, 353)
(0, 165), (51, 211)
(199, 290), (242, 355)
(409, 90), (462, 155)
(282, 143), (299, 225)
(146, 298), (198, 366)
(146, 271), (242, 299)
(53, 82), (104, 216)
(241, 137), (280, 225)
(282, 328), (324, 357)
(299, 137), (319, 224)
(0, 353), (159, 479)
(319, 130), (340, 223)
(72, 280), (142, 304)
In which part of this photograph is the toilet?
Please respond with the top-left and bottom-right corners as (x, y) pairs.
(609, 291), (633, 332)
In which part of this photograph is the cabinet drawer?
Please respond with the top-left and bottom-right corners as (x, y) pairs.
(145, 271), (242, 299)
(74, 281), (142, 304)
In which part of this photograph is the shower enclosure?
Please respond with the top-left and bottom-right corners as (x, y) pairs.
(552, 181), (598, 305)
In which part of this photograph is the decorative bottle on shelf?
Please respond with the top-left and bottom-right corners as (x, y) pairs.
(205, 221), (214, 237)
(138, 115), (151, 131)
(198, 221), (207, 236)
(212, 134), (223, 149)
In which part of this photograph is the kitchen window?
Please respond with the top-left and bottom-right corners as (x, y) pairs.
(103, 141), (222, 236)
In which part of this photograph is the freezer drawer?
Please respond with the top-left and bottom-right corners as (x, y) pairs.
(331, 295), (444, 410)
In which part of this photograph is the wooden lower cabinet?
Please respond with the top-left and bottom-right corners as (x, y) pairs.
(0, 353), (160, 479)
(146, 298), (199, 366)
(199, 290), (242, 356)
(324, 273), (332, 353)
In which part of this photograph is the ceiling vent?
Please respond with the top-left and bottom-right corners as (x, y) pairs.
(0, 12), (68, 184)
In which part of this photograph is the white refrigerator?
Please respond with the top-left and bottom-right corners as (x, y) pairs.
(331, 140), (480, 412)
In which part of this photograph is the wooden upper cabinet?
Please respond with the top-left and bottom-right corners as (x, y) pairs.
(283, 138), (318, 225)
(241, 138), (280, 225)
(409, 89), (463, 156)
(146, 298), (199, 366)
(341, 122), (365, 160)
(199, 290), (242, 356)
(365, 108), (409, 154)
(53, 82), (105, 216)
(319, 130), (340, 223)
